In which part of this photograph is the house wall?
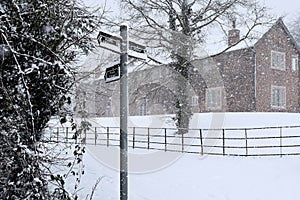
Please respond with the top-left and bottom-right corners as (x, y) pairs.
(74, 73), (98, 117)
(128, 65), (199, 116)
(94, 81), (119, 117)
(212, 48), (256, 112)
(80, 20), (299, 116)
(255, 23), (299, 112)
(94, 65), (180, 117)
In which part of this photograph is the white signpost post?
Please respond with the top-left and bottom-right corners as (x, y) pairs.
(97, 25), (147, 200)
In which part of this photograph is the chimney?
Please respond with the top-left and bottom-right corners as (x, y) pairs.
(228, 19), (240, 46)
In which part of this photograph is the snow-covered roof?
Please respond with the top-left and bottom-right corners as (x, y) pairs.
(255, 18), (300, 54)
(79, 18), (299, 78)
(204, 18), (300, 56)
(203, 23), (270, 56)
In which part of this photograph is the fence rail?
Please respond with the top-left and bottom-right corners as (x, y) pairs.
(43, 125), (300, 157)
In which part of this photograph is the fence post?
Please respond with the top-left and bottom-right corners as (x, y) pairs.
(95, 127), (97, 145)
(133, 127), (135, 149)
(66, 127), (69, 142)
(200, 129), (203, 155)
(222, 129), (225, 156)
(107, 127), (109, 147)
(57, 127), (59, 142)
(280, 127), (282, 157)
(245, 129), (248, 156)
(165, 128), (167, 152)
(147, 128), (150, 149)
(181, 130), (184, 153)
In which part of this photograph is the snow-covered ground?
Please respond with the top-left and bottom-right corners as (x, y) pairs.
(61, 112), (300, 199)
(80, 151), (300, 200)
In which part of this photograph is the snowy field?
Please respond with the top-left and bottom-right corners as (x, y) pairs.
(51, 112), (300, 199)
(80, 151), (300, 200)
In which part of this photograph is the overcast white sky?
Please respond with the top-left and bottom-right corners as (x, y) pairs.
(83, 0), (300, 23)
(262, 0), (300, 22)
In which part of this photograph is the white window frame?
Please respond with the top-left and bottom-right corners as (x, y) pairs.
(271, 85), (286, 109)
(292, 56), (298, 72)
(137, 98), (149, 116)
(271, 51), (286, 71)
(206, 87), (222, 110)
(105, 101), (111, 117)
(191, 95), (199, 106)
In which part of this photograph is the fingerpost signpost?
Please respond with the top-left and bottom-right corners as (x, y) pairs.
(97, 25), (147, 200)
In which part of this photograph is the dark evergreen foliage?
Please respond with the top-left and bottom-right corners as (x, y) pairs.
(0, 0), (101, 199)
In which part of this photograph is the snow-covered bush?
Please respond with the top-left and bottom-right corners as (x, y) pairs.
(0, 0), (101, 199)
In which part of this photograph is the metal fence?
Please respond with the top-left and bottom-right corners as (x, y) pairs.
(43, 125), (300, 157)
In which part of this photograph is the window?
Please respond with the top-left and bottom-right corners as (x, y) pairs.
(271, 51), (286, 70)
(292, 56), (298, 72)
(105, 101), (111, 117)
(137, 98), (148, 116)
(163, 68), (172, 78)
(206, 87), (222, 110)
(271, 86), (286, 109)
(154, 93), (164, 104)
(191, 95), (199, 106)
(153, 95), (160, 104)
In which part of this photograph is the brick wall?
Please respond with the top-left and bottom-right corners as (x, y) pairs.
(212, 48), (256, 112)
(255, 22), (299, 112)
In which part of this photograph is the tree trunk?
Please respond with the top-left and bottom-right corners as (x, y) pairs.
(170, 0), (193, 134)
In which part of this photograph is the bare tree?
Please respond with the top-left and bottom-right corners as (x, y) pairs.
(120, 0), (273, 133)
(289, 15), (300, 46)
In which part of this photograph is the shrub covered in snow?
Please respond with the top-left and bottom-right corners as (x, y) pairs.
(0, 0), (101, 199)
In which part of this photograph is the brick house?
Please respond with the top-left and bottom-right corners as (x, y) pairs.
(209, 18), (300, 112)
(79, 18), (300, 117)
